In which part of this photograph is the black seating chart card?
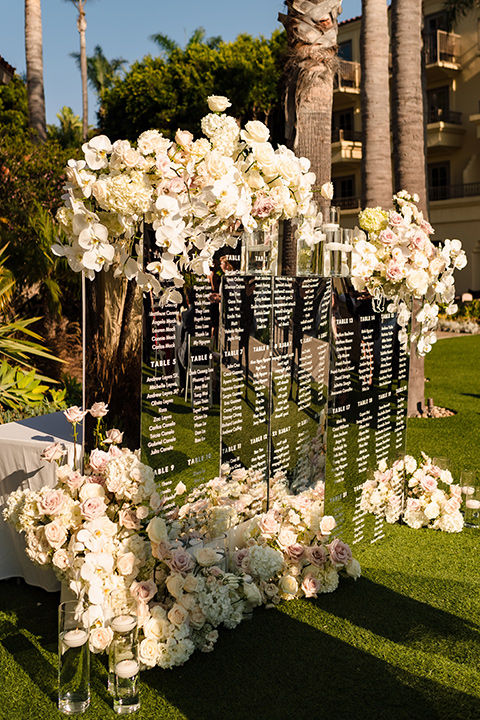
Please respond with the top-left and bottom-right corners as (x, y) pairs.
(324, 277), (409, 546)
(270, 277), (331, 492)
(141, 231), (220, 512)
(220, 275), (272, 480)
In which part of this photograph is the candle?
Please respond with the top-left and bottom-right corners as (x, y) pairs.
(62, 628), (88, 648)
(111, 614), (137, 634)
(115, 659), (140, 679)
(465, 499), (480, 509)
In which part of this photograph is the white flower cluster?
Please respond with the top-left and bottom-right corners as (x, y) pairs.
(2, 445), (157, 617)
(4, 408), (360, 671)
(53, 96), (317, 305)
(352, 191), (467, 355)
(360, 453), (464, 533)
(236, 480), (360, 601)
(360, 457), (405, 524)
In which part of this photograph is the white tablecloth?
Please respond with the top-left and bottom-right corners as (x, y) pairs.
(0, 412), (82, 592)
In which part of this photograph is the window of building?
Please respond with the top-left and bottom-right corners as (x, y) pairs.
(427, 86), (450, 122)
(338, 40), (352, 61)
(424, 11), (448, 33)
(428, 162), (450, 201)
(333, 175), (357, 209)
(332, 108), (354, 141)
(334, 176), (356, 198)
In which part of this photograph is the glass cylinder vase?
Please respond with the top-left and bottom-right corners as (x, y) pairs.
(240, 224), (279, 275)
(108, 590), (140, 714)
(58, 601), (90, 715)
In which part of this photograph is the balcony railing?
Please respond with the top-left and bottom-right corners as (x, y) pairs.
(429, 182), (480, 202)
(424, 30), (461, 66)
(331, 128), (362, 143)
(427, 108), (462, 124)
(333, 60), (361, 91)
(334, 196), (361, 210)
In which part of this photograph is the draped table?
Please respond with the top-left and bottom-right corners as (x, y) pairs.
(0, 412), (81, 592)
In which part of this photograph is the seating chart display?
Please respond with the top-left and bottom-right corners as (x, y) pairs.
(324, 278), (409, 545)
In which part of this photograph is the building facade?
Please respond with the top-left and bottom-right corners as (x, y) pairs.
(333, 1), (480, 295)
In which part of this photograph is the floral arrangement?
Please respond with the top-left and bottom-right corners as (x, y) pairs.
(52, 95), (317, 306)
(3, 407), (360, 669)
(360, 454), (463, 532)
(351, 190), (467, 355)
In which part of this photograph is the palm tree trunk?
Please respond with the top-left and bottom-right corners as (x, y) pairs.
(25, 0), (47, 143)
(360, 0), (392, 208)
(391, 0), (428, 416)
(77, 0), (88, 141)
(279, 0), (341, 275)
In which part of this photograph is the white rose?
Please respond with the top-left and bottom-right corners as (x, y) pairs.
(52, 549), (70, 571)
(252, 143), (278, 176)
(345, 559), (362, 579)
(44, 520), (67, 549)
(89, 626), (113, 653)
(207, 95), (231, 112)
(243, 581), (262, 606)
(241, 120), (270, 145)
(138, 637), (159, 667)
(116, 552), (136, 577)
(167, 603), (189, 628)
(279, 574), (299, 597)
(147, 517), (168, 544)
(165, 572), (185, 599)
(79, 483), (105, 501)
(194, 547), (223, 567)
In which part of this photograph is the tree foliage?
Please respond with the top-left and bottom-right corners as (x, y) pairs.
(100, 29), (287, 142)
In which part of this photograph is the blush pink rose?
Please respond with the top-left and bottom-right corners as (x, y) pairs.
(406, 497), (422, 511)
(420, 476), (438, 493)
(233, 547), (250, 569)
(301, 573), (322, 598)
(445, 496), (461, 513)
(89, 401), (108, 418)
(386, 260), (405, 282)
(88, 449), (110, 473)
(65, 471), (84, 492)
(119, 508), (141, 530)
(378, 228), (399, 246)
(167, 548), (195, 575)
(38, 490), (65, 516)
(258, 510), (280, 538)
(64, 406), (87, 423)
(306, 544), (327, 567)
(286, 543), (305, 562)
(319, 515), (336, 536)
(252, 196), (276, 218)
(389, 211), (407, 227)
(130, 579), (157, 604)
(327, 538), (353, 566)
(80, 496), (107, 521)
(41, 442), (66, 463)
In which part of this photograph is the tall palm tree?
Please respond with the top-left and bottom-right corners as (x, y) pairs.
(25, 0), (47, 143)
(70, 45), (126, 108)
(390, 0), (428, 416)
(279, 0), (342, 274)
(360, 0), (392, 208)
(64, 0), (92, 141)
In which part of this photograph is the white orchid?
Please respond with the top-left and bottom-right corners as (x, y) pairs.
(82, 135), (113, 170)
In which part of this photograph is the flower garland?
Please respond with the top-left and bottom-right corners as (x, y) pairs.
(351, 191), (467, 355)
(3, 410), (359, 670)
(360, 454), (464, 532)
(52, 95), (317, 306)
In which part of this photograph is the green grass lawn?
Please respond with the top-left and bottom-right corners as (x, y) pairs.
(1, 336), (479, 720)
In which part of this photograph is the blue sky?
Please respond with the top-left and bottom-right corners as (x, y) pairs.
(1, 0), (361, 127)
